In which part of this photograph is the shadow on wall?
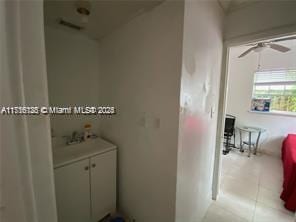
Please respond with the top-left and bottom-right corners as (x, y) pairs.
(183, 50), (196, 76)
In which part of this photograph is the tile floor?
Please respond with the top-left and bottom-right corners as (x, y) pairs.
(203, 150), (295, 222)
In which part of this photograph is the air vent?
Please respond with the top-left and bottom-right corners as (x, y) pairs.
(59, 19), (84, 30)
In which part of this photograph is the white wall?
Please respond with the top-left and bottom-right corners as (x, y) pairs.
(45, 27), (100, 138)
(175, 1), (224, 222)
(98, 1), (184, 221)
(225, 1), (296, 41)
(227, 41), (296, 157)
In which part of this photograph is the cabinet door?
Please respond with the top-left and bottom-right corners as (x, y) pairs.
(54, 159), (90, 222)
(90, 150), (117, 221)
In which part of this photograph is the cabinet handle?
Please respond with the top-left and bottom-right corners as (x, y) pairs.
(92, 163), (96, 168)
(84, 166), (89, 171)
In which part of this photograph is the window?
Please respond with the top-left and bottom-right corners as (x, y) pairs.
(252, 69), (296, 113)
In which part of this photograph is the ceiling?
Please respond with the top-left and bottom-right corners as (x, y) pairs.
(218, 0), (259, 13)
(44, 0), (262, 40)
(44, 0), (163, 41)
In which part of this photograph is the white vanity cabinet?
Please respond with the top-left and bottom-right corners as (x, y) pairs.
(55, 159), (91, 222)
(53, 139), (117, 222)
(90, 151), (117, 221)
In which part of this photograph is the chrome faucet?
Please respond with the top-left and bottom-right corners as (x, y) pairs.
(64, 131), (83, 145)
(71, 131), (78, 141)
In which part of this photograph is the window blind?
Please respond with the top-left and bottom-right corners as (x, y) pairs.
(254, 69), (296, 86)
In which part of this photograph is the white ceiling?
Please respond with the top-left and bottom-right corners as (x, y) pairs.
(218, 0), (258, 13)
(44, 0), (163, 41)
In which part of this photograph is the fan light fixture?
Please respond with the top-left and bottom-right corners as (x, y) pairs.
(238, 36), (296, 58)
(76, 0), (91, 24)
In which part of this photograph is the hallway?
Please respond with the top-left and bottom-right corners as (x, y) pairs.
(204, 151), (295, 222)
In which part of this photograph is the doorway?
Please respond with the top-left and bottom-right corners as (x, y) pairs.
(209, 33), (296, 222)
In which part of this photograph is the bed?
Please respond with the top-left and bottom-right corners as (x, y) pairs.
(281, 134), (296, 212)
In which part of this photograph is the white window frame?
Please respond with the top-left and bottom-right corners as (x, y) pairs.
(251, 68), (296, 116)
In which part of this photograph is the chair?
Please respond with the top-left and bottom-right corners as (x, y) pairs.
(223, 114), (236, 155)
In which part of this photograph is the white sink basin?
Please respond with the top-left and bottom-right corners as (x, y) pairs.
(52, 138), (116, 168)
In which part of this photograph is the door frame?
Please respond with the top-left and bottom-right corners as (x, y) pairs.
(212, 26), (296, 200)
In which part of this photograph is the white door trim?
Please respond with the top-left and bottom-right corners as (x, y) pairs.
(212, 44), (230, 200)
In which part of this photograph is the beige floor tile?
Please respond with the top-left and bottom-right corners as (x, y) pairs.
(253, 203), (295, 222)
(221, 176), (259, 201)
(259, 175), (283, 193)
(259, 157), (282, 174)
(215, 192), (256, 221)
(205, 153), (293, 222)
(222, 156), (238, 173)
(227, 167), (260, 184)
(203, 204), (248, 222)
(257, 187), (287, 212)
(260, 161), (282, 178)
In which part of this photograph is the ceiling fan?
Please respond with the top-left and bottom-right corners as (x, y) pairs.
(238, 36), (296, 58)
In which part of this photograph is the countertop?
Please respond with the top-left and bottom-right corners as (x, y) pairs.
(53, 138), (117, 168)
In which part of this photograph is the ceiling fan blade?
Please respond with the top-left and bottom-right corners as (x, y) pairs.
(269, 43), (291, 52)
(272, 36), (296, 43)
(246, 43), (258, 46)
(238, 46), (258, 58)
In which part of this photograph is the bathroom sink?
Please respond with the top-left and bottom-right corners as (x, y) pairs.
(52, 138), (116, 168)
